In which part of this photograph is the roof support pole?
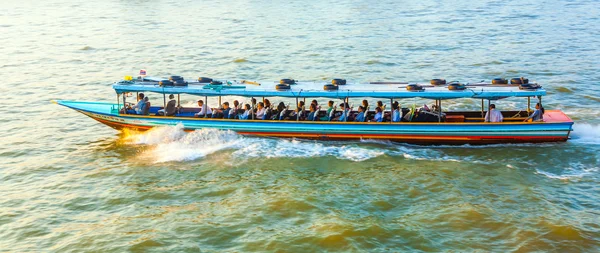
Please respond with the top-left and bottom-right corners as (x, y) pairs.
(177, 94), (180, 106)
(527, 96), (531, 115)
(481, 99), (484, 118)
(344, 97), (348, 122)
(296, 97), (299, 121)
(438, 99), (441, 123)
(218, 96), (221, 105)
(390, 98), (393, 124)
(117, 94), (121, 113)
(163, 92), (167, 116)
(205, 95), (208, 118)
(487, 99), (491, 122)
(251, 97), (255, 120)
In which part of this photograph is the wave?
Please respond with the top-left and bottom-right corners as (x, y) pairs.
(535, 166), (598, 181)
(570, 123), (600, 144)
(123, 124), (385, 163)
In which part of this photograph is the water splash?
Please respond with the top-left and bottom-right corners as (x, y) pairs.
(570, 123), (600, 144)
(123, 125), (385, 163)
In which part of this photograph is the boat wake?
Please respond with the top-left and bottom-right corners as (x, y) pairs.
(570, 123), (600, 145)
(535, 163), (598, 181)
(123, 124), (385, 163)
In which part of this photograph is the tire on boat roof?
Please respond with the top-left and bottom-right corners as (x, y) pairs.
(275, 84), (291, 90)
(332, 79), (346, 85)
(492, 78), (508, 84)
(519, 83), (541, 90)
(280, 79), (296, 85)
(198, 77), (213, 83)
(510, 77), (529, 84)
(174, 80), (188, 86)
(406, 84), (424, 91)
(430, 79), (446, 85)
(210, 80), (223, 85)
(159, 80), (174, 86)
(169, 75), (183, 81)
(324, 84), (339, 91)
(448, 83), (467, 90)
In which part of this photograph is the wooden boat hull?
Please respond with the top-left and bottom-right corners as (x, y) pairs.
(56, 101), (574, 144)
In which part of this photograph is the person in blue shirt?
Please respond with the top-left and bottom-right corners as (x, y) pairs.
(238, 104), (252, 120)
(391, 103), (401, 122)
(212, 102), (231, 118)
(524, 103), (545, 122)
(307, 104), (318, 121)
(354, 106), (366, 122)
(373, 107), (383, 122)
(337, 103), (351, 121)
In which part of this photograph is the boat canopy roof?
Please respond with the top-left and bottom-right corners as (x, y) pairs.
(112, 77), (546, 100)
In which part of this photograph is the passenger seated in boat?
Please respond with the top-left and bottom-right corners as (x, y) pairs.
(392, 103), (401, 122)
(256, 102), (267, 120)
(275, 102), (287, 120)
(141, 97), (150, 115)
(239, 104), (252, 120)
(212, 102), (231, 118)
(373, 107), (383, 122)
(157, 94), (177, 116)
(123, 93), (145, 114)
(287, 101), (305, 120)
(336, 103), (351, 121)
(485, 104), (503, 122)
(524, 103), (544, 122)
(228, 100), (240, 119)
(263, 99), (272, 119)
(194, 100), (212, 118)
(377, 101), (384, 111)
(308, 104), (319, 121)
(320, 100), (335, 121)
(354, 106), (366, 122)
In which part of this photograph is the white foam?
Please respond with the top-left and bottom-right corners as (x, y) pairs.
(535, 163), (598, 181)
(570, 123), (600, 144)
(232, 139), (384, 162)
(125, 125), (385, 163)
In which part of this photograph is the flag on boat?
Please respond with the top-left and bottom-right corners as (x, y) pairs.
(140, 69), (147, 76)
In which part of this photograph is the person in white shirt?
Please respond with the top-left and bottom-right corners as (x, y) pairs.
(256, 102), (266, 120)
(194, 100), (212, 118)
(485, 104), (503, 122)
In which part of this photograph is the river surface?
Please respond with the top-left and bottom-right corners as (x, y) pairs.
(1, 0), (600, 252)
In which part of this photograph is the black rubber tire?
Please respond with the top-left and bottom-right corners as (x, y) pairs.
(275, 84), (291, 90)
(332, 79), (346, 85)
(169, 75), (183, 81)
(492, 78), (508, 84)
(159, 80), (173, 86)
(406, 84), (424, 91)
(174, 80), (188, 86)
(519, 84), (541, 90)
(430, 79), (446, 85)
(210, 81), (223, 85)
(324, 84), (339, 91)
(198, 77), (213, 83)
(280, 79), (296, 85)
(510, 77), (529, 84)
(448, 83), (467, 90)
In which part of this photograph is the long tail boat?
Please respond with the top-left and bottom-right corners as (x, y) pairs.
(54, 76), (573, 144)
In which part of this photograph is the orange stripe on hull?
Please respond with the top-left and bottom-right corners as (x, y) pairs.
(88, 115), (568, 144)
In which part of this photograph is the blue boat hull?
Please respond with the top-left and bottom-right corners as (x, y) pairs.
(55, 100), (574, 144)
